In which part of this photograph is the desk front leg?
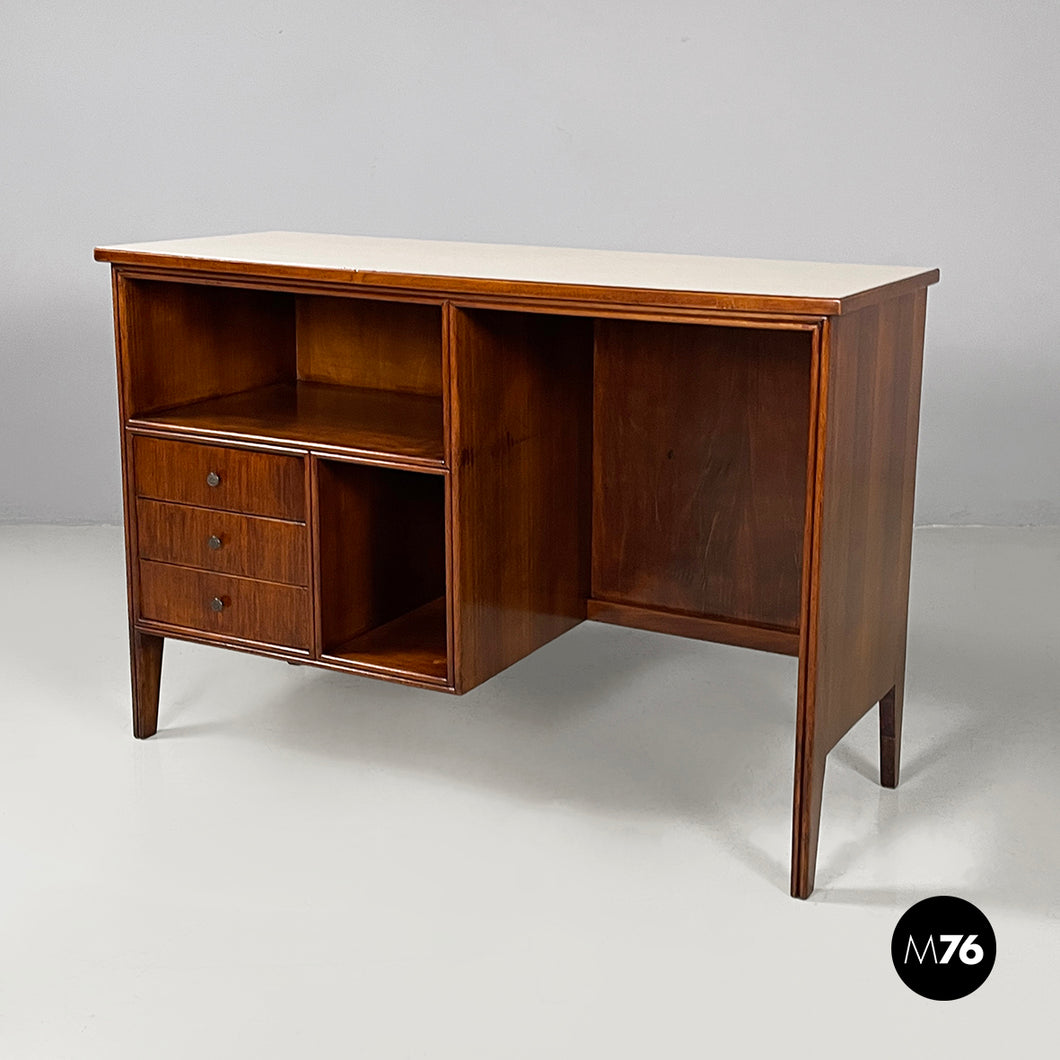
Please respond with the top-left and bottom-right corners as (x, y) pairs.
(131, 629), (163, 739)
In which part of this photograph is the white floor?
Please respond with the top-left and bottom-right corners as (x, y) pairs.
(1, 525), (1057, 1057)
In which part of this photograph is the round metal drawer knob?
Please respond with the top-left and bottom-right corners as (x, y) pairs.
(210, 596), (225, 613)
(206, 471), (221, 487)
(207, 535), (222, 550)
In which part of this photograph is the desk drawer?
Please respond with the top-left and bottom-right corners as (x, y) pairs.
(139, 560), (311, 650)
(136, 499), (308, 585)
(132, 435), (305, 520)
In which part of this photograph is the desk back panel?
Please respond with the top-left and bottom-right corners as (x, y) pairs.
(295, 295), (443, 396)
(592, 320), (812, 633)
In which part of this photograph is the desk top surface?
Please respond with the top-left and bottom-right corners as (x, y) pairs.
(95, 231), (938, 314)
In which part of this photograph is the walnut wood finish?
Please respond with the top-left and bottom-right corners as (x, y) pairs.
(792, 290), (927, 898)
(100, 233), (936, 899)
(139, 560), (311, 650)
(296, 295), (443, 395)
(136, 499), (308, 585)
(592, 319), (811, 633)
(132, 434), (306, 520)
(130, 381), (444, 466)
(448, 307), (593, 692)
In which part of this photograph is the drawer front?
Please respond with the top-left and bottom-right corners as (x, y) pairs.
(139, 560), (311, 650)
(137, 499), (308, 585)
(132, 435), (305, 520)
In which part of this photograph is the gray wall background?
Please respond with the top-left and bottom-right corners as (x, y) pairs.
(2, 1), (1057, 525)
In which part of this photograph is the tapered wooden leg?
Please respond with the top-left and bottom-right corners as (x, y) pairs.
(879, 683), (903, 788)
(131, 630), (163, 739)
(791, 746), (826, 899)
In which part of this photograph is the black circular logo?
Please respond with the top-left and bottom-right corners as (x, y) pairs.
(891, 896), (996, 1000)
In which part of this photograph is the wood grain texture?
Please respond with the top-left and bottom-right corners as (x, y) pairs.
(130, 382), (444, 466)
(449, 308), (593, 692)
(136, 499), (308, 585)
(139, 560), (311, 650)
(593, 319), (811, 630)
(132, 434), (306, 520)
(587, 599), (799, 655)
(316, 460), (447, 667)
(792, 290), (927, 897)
(296, 295), (442, 395)
(121, 278), (294, 416)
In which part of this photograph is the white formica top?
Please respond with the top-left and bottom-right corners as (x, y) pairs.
(95, 231), (937, 303)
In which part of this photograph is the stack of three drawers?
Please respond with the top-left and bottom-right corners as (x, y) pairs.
(132, 435), (311, 653)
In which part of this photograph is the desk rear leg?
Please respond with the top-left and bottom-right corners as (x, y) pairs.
(879, 683), (903, 788)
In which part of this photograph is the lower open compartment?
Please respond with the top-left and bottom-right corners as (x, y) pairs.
(316, 458), (449, 684)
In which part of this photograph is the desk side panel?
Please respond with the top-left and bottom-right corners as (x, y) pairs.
(791, 288), (926, 896)
(804, 289), (927, 757)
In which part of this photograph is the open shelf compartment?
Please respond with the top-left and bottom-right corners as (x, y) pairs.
(130, 381), (443, 464)
(591, 318), (812, 637)
(316, 459), (449, 684)
(121, 279), (445, 465)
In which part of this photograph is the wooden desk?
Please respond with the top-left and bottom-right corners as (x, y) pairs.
(95, 233), (938, 897)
